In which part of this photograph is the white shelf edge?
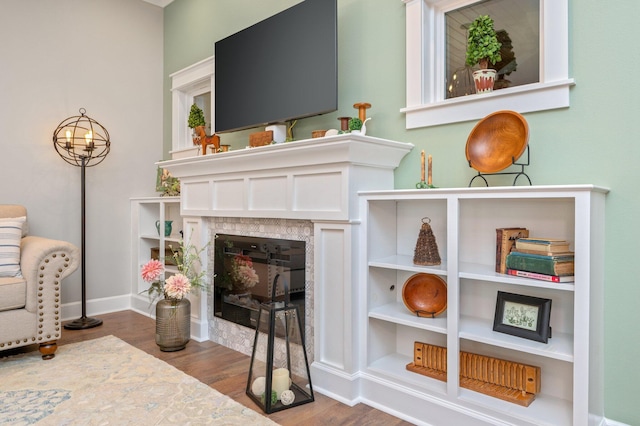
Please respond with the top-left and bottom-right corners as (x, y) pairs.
(369, 301), (447, 334)
(459, 316), (574, 362)
(460, 262), (575, 292)
(369, 254), (448, 276)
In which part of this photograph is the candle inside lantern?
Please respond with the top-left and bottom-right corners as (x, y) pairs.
(428, 154), (433, 186)
(84, 131), (93, 146)
(65, 130), (72, 148)
(271, 368), (291, 399)
(420, 150), (425, 182)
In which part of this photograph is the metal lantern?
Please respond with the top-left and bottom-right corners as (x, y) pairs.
(246, 274), (314, 413)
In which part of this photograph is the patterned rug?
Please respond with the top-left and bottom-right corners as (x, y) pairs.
(0, 335), (278, 425)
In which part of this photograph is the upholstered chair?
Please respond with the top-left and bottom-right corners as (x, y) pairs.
(0, 205), (80, 359)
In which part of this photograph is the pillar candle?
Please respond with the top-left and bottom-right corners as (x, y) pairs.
(428, 154), (433, 186)
(420, 150), (425, 182)
(271, 368), (291, 399)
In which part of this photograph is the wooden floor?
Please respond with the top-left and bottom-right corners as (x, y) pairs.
(43, 310), (411, 426)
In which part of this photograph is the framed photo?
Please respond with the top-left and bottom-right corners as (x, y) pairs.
(493, 291), (552, 343)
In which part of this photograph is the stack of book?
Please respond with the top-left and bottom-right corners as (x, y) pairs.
(505, 238), (575, 283)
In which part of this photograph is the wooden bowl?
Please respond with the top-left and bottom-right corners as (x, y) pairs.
(402, 273), (447, 318)
(465, 110), (529, 173)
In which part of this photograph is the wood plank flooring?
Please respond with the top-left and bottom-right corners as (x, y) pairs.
(45, 310), (412, 426)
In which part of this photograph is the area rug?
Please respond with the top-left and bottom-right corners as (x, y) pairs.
(0, 335), (278, 425)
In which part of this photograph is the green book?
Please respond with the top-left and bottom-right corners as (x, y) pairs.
(505, 252), (574, 276)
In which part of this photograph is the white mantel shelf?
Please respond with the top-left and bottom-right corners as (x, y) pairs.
(159, 134), (414, 221)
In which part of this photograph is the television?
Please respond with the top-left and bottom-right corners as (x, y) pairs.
(214, 0), (338, 134)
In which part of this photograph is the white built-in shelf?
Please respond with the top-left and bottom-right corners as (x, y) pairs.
(359, 185), (607, 426)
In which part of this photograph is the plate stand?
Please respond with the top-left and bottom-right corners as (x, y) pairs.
(468, 145), (531, 187)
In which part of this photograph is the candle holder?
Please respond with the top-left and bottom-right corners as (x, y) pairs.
(246, 274), (314, 413)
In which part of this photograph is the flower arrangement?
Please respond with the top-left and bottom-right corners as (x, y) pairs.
(230, 254), (259, 292)
(140, 238), (208, 303)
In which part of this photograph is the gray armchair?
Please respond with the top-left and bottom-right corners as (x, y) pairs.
(0, 205), (80, 359)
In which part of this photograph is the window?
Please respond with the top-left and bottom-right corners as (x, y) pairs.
(401, 0), (574, 129)
(170, 57), (214, 153)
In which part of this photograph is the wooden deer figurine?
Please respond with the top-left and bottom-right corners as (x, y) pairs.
(194, 125), (220, 155)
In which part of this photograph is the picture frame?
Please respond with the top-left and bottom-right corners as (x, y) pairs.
(493, 291), (552, 343)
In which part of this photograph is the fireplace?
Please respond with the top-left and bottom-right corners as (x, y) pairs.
(213, 233), (306, 335)
(159, 135), (412, 403)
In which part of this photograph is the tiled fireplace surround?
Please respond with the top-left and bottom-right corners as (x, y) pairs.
(161, 135), (412, 403)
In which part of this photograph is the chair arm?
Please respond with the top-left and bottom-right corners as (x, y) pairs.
(20, 236), (80, 314)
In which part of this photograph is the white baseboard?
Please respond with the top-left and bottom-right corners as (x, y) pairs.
(64, 294), (209, 341)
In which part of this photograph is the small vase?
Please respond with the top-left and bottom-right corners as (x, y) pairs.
(155, 297), (191, 352)
(472, 69), (496, 94)
(155, 220), (173, 237)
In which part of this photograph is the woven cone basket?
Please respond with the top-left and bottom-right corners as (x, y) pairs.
(413, 217), (441, 266)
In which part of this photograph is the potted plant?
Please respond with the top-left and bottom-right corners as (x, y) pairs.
(465, 15), (502, 94)
(348, 117), (363, 134)
(188, 104), (206, 145)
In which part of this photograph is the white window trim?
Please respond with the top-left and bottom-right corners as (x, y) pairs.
(401, 0), (574, 129)
(170, 56), (214, 153)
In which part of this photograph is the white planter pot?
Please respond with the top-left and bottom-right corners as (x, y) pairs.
(472, 69), (497, 94)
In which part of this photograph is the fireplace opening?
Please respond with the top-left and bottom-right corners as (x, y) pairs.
(213, 233), (306, 335)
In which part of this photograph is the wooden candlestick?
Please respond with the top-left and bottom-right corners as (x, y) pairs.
(420, 150), (425, 182)
(353, 102), (371, 122)
(428, 154), (432, 186)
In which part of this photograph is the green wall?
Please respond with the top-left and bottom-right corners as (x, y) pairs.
(164, 0), (639, 423)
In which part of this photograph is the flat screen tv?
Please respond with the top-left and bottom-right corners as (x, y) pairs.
(214, 0), (337, 133)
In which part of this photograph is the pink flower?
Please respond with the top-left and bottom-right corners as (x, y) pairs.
(164, 273), (192, 300)
(141, 259), (164, 282)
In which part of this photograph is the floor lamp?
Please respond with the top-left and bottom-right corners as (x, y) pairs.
(53, 108), (111, 330)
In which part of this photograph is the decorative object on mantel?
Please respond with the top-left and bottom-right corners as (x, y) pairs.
(250, 130), (274, 147)
(140, 238), (208, 352)
(53, 107), (110, 330)
(416, 150), (436, 189)
(156, 167), (180, 196)
(246, 274), (314, 413)
(311, 130), (327, 138)
(348, 117), (362, 134)
(466, 110), (531, 187)
(465, 15), (502, 94)
(337, 116), (350, 131)
(353, 101), (371, 121)
(187, 103), (206, 145)
(402, 273), (447, 318)
(194, 125), (220, 154)
(407, 341), (541, 407)
(413, 217), (441, 266)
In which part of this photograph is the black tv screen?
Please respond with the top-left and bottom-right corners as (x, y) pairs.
(215, 0), (337, 133)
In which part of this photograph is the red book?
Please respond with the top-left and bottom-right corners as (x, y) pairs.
(507, 269), (575, 283)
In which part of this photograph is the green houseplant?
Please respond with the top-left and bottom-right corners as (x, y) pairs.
(188, 104), (206, 146)
(187, 104), (206, 129)
(465, 15), (502, 93)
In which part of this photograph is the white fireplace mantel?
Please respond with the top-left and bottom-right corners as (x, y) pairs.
(159, 134), (414, 221)
(158, 134), (413, 406)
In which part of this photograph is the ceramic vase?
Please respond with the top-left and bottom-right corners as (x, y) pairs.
(472, 69), (496, 94)
(155, 297), (190, 352)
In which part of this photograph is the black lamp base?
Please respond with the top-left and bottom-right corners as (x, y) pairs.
(64, 316), (103, 330)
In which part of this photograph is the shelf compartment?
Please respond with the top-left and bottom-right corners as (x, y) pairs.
(459, 316), (573, 362)
(369, 301), (447, 334)
(367, 353), (447, 396)
(369, 254), (448, 276)
(458, 388), (572, 426)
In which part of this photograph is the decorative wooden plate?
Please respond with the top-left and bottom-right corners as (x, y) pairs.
(465, 110), (529, 173)
(402, 273), (447, 318)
